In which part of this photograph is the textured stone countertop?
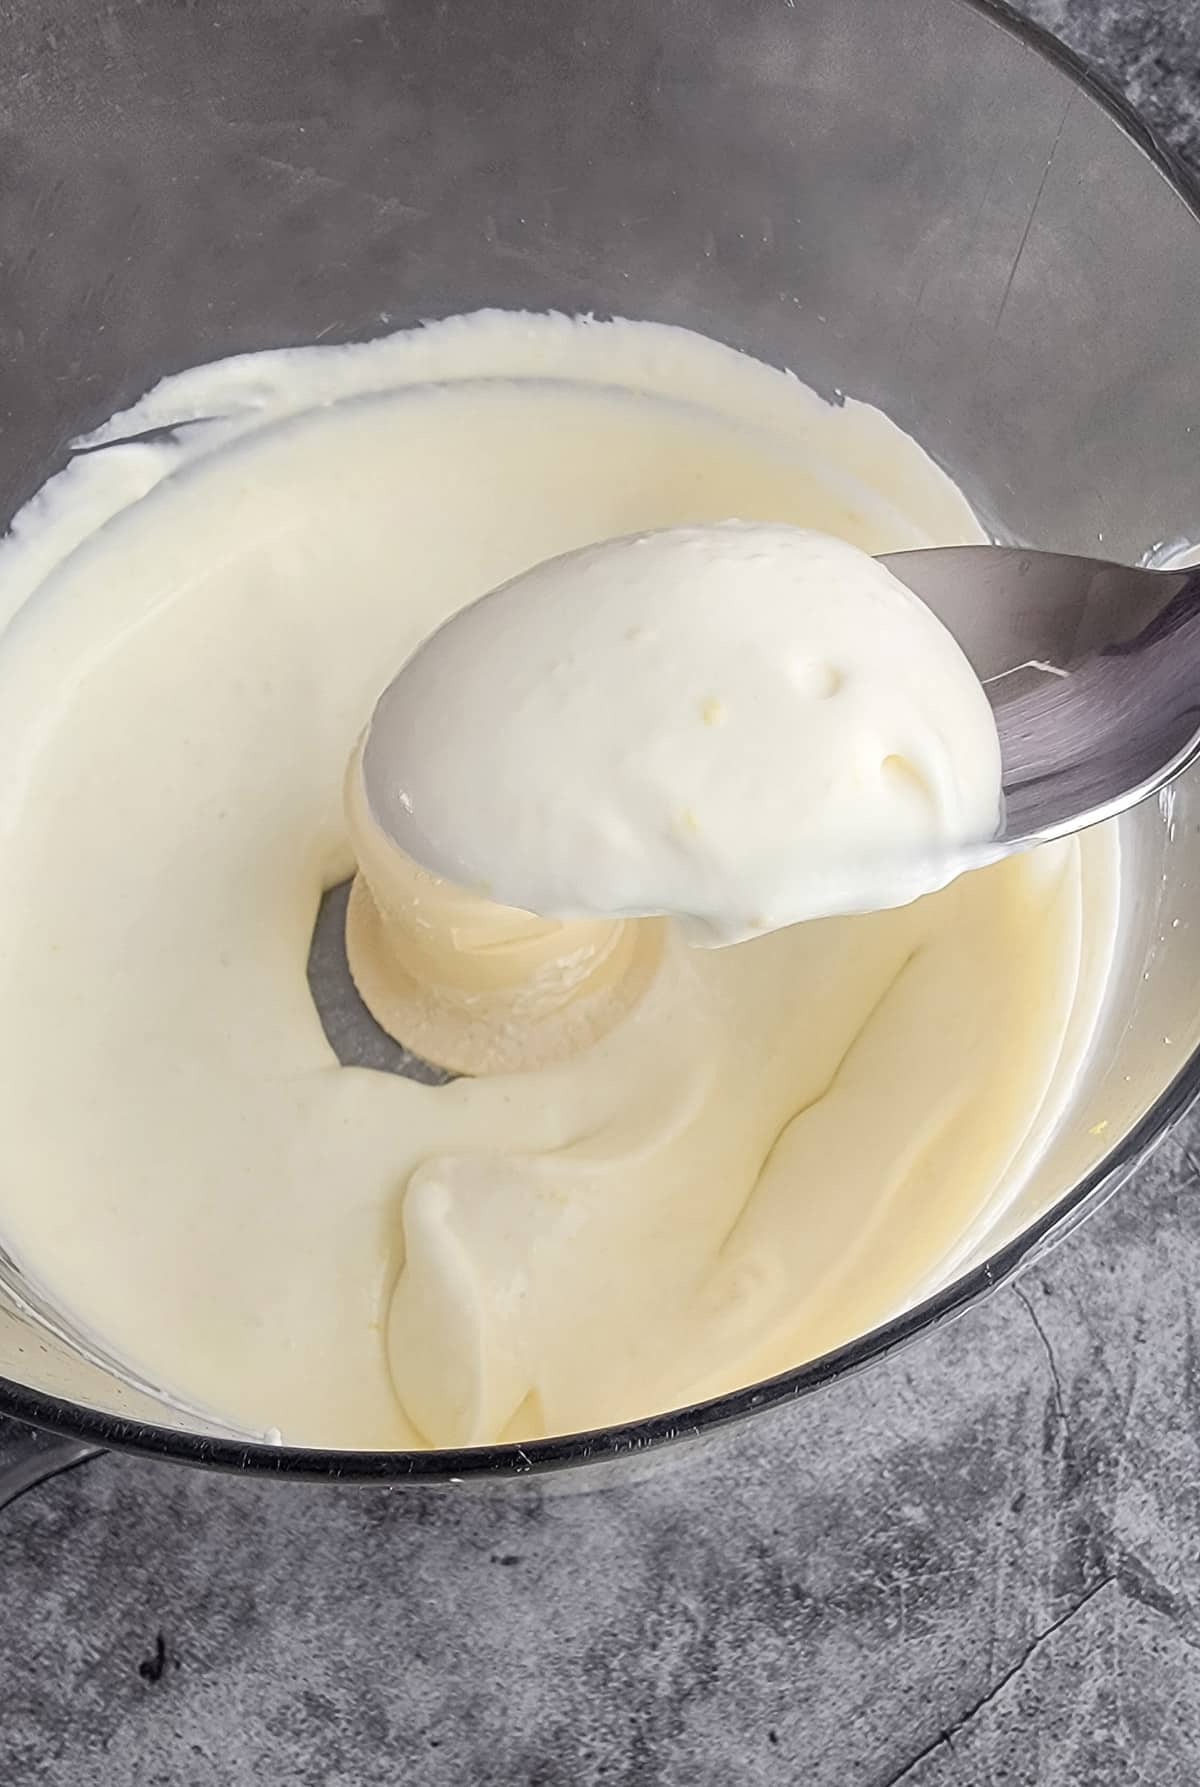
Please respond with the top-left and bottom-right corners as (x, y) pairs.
(3, 3), (1200, 1784)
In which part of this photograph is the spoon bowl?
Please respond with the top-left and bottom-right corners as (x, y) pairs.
(881, 546), (1200, 852)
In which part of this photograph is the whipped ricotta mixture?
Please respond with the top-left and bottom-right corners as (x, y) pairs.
(361, 522), (1004, 943)
(0, 312), (1119, 1449)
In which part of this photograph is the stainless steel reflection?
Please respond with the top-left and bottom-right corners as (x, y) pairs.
(882, 546), (1200, 849)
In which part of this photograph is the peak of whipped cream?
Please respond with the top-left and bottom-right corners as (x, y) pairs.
(361, 522), (1004, 944)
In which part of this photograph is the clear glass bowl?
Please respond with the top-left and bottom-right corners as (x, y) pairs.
(2, 0), (1199, 1484)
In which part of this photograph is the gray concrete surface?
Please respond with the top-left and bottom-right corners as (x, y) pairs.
(3, 2), (1200, 1782)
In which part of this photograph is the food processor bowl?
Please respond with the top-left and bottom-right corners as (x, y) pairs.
(1, 0), (1199, 1483)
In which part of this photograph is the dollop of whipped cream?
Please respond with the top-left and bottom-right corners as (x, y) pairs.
(362, 523), (1003, 942)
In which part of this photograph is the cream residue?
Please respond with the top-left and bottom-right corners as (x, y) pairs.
(0, 312), (1118, 1448)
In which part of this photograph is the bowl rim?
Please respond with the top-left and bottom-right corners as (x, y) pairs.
(3, 0), (1199, 1483)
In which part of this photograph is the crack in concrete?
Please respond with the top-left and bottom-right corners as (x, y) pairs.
(877, 1574), (1116, 1787)
(1013, 1282), (1072, 1441)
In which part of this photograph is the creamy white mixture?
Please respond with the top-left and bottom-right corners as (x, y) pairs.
(0, 312), (1119, 1449)
(362, 523), (1004, 943)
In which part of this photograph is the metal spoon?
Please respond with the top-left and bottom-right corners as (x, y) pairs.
(880, 545), (1200, 852)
